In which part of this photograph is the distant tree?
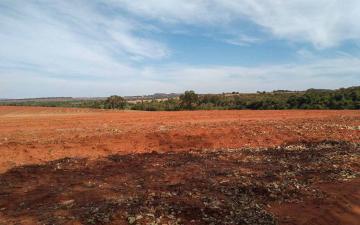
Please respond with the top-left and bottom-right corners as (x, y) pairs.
(180, 90), (199, 109)
(104, 95), (126, 109)
(4, 86), (358, 111)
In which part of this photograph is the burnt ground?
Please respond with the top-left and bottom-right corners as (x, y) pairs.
(0, 141), (359, 225)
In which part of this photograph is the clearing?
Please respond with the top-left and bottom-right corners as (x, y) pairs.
(0, 106), (359, 224)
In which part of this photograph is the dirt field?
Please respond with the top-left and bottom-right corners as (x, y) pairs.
(0, 106), (359, 173)
(0, 106), (359, 224)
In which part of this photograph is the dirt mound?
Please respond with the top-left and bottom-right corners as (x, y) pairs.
(0, 141), (359, 225)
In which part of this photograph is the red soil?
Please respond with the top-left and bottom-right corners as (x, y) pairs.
(0, 106), (359, 173)
(0, 106), (359, 225)
(271, 178), (360, 225)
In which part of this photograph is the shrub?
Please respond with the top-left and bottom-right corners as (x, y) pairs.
(104, 95), (126, 109)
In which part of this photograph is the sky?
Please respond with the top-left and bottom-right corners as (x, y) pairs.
(0, 0), (360, 98)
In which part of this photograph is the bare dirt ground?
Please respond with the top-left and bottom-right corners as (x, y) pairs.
(0, 106), (359, 173)
(0, 106), (359, 225)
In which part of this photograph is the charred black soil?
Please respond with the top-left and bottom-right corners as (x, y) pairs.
(0, 141), (359, 225)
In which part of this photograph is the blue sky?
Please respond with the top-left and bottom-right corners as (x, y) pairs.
(0, 0), (359, 98)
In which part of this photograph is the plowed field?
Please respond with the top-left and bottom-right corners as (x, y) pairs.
(0, 106), (359, 225)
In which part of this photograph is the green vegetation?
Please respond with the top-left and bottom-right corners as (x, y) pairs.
(104, 95), (126, 109)
(179, 90), (199, 110)
(0, 99), (105, 108)
(130, 86), (360, 110)
(1, 86), (359, 110)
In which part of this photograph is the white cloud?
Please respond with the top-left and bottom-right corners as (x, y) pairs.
(224, 35), (262, 46)
(0, 0), (169, 80)
(226, 0), (360, 48)
(110, 0), (228, 25)
(116, 0), (360, 47)
(151, 57), (360, 93)
(0, 1), (359, 98)
(109, 31), (168, 59)
(1, 57), (359, 98)
(296, 49), (316, 59)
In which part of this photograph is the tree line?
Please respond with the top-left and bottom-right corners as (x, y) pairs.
(106, 86), (360, 110)
(1, 86), (359, 110)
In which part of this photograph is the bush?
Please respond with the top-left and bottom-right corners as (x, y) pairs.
(179, 90), (199, 110)
(104, 95), (126, 109)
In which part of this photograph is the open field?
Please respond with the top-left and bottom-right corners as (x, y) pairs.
(0, 106), (359, 224)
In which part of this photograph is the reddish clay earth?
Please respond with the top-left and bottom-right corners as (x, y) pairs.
(0, 106), (359, 225)
(0, 106), (359, 173)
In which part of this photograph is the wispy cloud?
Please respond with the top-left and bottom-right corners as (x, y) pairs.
(116, 0), (360, 48)
(0, 1), (169, 79)
(0, 1), (359, 98)
(224, 35), (262, 46)
(1, 57), (359, 98)
(152, 57), (360, 92)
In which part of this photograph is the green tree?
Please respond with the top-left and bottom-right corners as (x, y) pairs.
(180, 90), (199, 109)
(104, 95), (126, 109)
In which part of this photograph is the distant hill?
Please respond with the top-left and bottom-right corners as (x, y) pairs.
(0, 94), (182, 103)
(0, 97), (106, 103)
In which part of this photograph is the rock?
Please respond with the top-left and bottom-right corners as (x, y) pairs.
(128, 216), (136, 224)
(59, 199), (75, 207)
(135, 215), (143, 220)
